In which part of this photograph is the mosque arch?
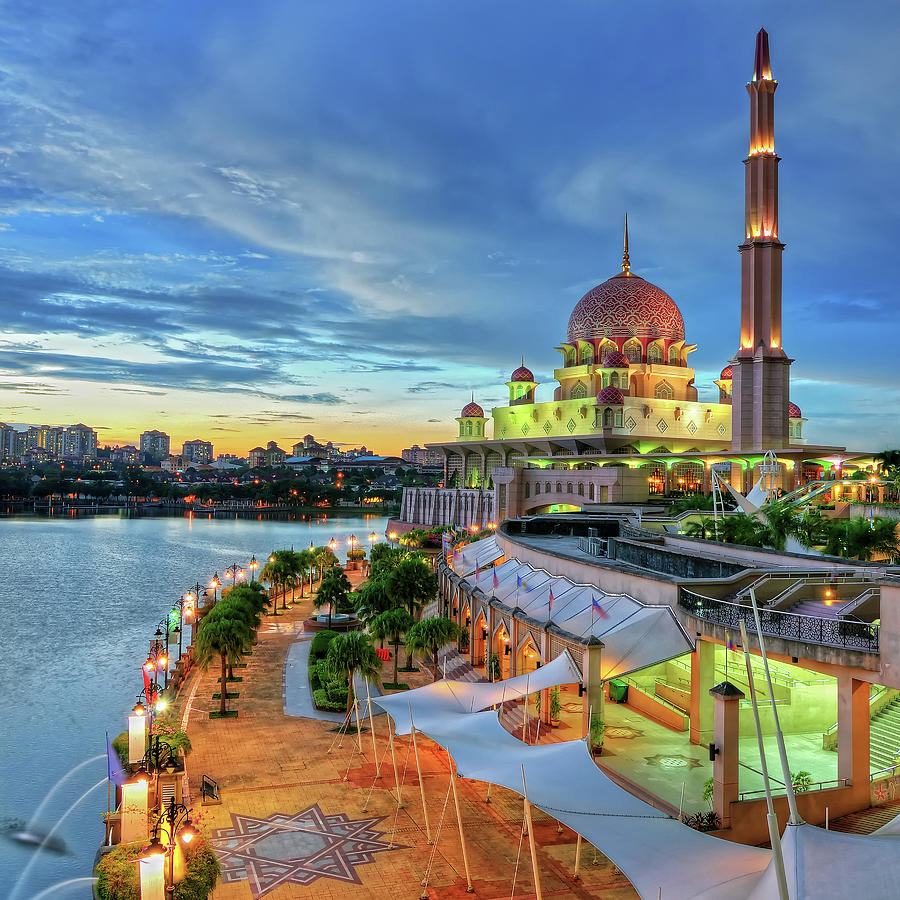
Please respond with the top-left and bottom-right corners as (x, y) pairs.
(603, 407), (614, 427)
(654, 381), (674, 400)
(647, 342), (664, 364)
(571, 380), (588, 400)
(624, 339), (642, 363)
(668, 344), (680, 365)
(609, 371), (620, 388)
(580, 344), (594, 365)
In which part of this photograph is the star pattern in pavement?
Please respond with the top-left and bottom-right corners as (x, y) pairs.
(209, 803), (405, 897)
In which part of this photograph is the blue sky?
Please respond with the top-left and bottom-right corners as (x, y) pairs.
(0, 0), (898, 454)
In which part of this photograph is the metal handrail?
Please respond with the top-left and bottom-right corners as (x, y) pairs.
(870, 764), (900, 781)
(617, 676), (688, 718)
(739, 777), (849, 802)
(679, 587), (880, 653)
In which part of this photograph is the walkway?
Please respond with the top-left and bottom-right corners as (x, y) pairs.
(182, 591), (635, 899)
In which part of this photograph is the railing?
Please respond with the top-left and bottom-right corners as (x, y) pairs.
(871, 764), (900, 782)
(679, 588), (880, 653)
(617, 676), (688, 718)
(576, 536), (608, 557)
(738, 777), (849, 802)
(201, 774), (219, 802)
(665, 652), (829, 688)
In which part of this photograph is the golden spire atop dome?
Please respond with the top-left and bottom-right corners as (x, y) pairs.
(621, 213), (633, 275)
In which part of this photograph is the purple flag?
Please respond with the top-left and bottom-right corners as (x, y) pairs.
(107, 732), (128, 787)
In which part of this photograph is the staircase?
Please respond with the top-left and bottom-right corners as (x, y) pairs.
(870, 698), (900, 771)
(785, 599), (844, 619)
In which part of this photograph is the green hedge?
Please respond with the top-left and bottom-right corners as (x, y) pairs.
(95, 835), (220, 900)
(310, 630), (340, 660)
(313, 688), (346, 711)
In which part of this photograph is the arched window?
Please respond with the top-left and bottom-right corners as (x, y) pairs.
(647, 343), (663, 364)
(578, 483), (584, 496)
(654, 381), (674, 400)
(610, 371), (620, 388)
(589, 484), (595, 500)
(465, 421), (473, 435)
(615, 409), (623, 427)
(474, 422), (482, 435)
(580, 345), (593, 366)
(525, 483), (531, 498)
(571, 381), (587, 400)
(599, 341), (617, 361)
(668, 345), (680, 365)
(545, 482), (551, 492)
(566, 350), (576, 367)
(603, 407), (614, 427)
(624, 340), (642, 363)
(534, 482), (541, 494)
(556, 482), (562, 492)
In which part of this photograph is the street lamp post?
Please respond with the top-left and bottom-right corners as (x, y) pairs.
(388, 530), (398, 548)
(141, 796), (198, 896)
(248, 554), (259, 583)
(154, 626), (170, 691)
(225, 563), (245, 584)
(209, 574), (220, 604)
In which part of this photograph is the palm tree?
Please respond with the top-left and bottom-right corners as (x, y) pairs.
(194, 605), (253, 716)
(761, 500), (800, 551)
(683, 516), (717, 540)
(325, 630), (382, 718)
(795, 507), (830, 548)
(370, 608), (415, 685)
(260, 553), (290, 615)
(827, 516), (900, 561)
(317, 566), (352, 629)
(719, 512), (768, 547)
(369, 544), (405, 580)
(875, 449), (900, 479)
(386, 555), (438, 617)
(355, 577), (394, 629)
(405, 617), (459, 681)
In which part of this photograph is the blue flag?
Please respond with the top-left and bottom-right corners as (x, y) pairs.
(107, 732), (128, 787)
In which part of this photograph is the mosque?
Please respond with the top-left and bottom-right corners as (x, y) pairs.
(399, 29), (875, 529)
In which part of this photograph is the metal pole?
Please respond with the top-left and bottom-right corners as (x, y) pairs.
(573, 833), (582, 879)
(409, 705), (432, 844)
(450, 752), (474, 893)
(520, 765), (543, 900)
(365, 681), (381, 777)
(388, 717), (403, 807)
(749, 589), (802, 826)
(740, 619), (790, 900)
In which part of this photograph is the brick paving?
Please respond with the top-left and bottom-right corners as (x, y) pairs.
(180, 585), (638, 899)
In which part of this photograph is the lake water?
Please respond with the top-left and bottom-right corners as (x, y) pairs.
(0, 511), (388, 899)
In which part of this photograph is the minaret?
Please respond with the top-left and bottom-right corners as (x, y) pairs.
(731, 29), (793, 451)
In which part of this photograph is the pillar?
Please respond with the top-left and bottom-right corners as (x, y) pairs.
(709, 681), (745, 829)
(837, 676), (870, 789)
(582, 637), (605, 738)
(690, 640), (715, 746)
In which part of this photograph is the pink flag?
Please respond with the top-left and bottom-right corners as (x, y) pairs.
(548, 588), (555, 612)
(592, 596), (609, 620)
(492, 569), (499, 589)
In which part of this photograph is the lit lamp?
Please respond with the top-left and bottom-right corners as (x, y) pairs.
(388, 531), (398, 547)
(248, 555), (258, 581)
(209, 574), (220, 603)
(128, 703), (148, 764)
(368, 530), (377, 545)
(328, 537), (337, 553)
(138, 833), (166, 900)
(140, 797), (198, 897)
(121, 770), (150, 843)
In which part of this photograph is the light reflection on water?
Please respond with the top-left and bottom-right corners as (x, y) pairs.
(0, 511), (387, 897)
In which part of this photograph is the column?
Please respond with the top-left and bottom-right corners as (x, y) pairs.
(690, 639), (715, 746)
(709, 681), (745, 828)
(583, 637), (605, 739)
(837, 675), (870, 791)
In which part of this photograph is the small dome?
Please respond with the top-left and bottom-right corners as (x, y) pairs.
(788, 401), (802, 418)
(601, 350), (630, 368)
(596, 386), (625, 405)
(460, 400), (484, 417)
(510, 365), (535, 382)
(720, 365), (733, 379)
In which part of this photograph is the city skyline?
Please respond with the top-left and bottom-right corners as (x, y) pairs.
(1, 3), (898, 455)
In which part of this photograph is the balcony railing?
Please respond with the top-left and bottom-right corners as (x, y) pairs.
(679, 587), (880, 653)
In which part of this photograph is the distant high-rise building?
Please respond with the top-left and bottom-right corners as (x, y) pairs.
(64, 424), (98, 458)
(402, 444), (444, 466)
(23, 423), (97, 459)
(140, 430), (171, 462)
(249, 441), (286, 469)
(182, 440), (214, 465)
(0, 423), (21, 461)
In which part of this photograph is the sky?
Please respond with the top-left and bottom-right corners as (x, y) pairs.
(0, 0), (898, 456)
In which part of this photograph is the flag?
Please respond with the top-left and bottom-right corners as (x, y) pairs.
(727, 631), (735, 652)
(106, 731), (128, 787)
(143, 668), (153, 704)
(492, 569), (499, 589)
(475, 563), (481, 578)
(592, 596), (609, 619)
(516, 574), (521, 590)
(548, 588), (555, 612)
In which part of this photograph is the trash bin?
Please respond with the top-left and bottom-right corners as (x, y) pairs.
(609, 679), (629, 703)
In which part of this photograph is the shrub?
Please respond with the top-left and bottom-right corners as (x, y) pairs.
(152, 715), (192, 756)
(313, 688), (346, 711)
(96, 842), (141, 900)
(112, 732), (130, 767)
(175, 835), (220, 900)
(310, 630), (340, 659)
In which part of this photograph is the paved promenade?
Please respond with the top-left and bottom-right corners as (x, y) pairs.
(180, 585), (638, 899)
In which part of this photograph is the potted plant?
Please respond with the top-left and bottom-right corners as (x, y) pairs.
(549, 687), (562, 727)
(488, 652), (501, 681)
(589, 713), (606, 756)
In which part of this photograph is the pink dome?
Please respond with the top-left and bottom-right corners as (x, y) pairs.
(788, 401), (802, 418)
(720, 365), (733, 379)
(567, 273), (685, 344)
(510, 365), (535, 382)
(600, 350), (630, 368)
(596, 386), (625, 405)
(460, 400), (484, 417)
